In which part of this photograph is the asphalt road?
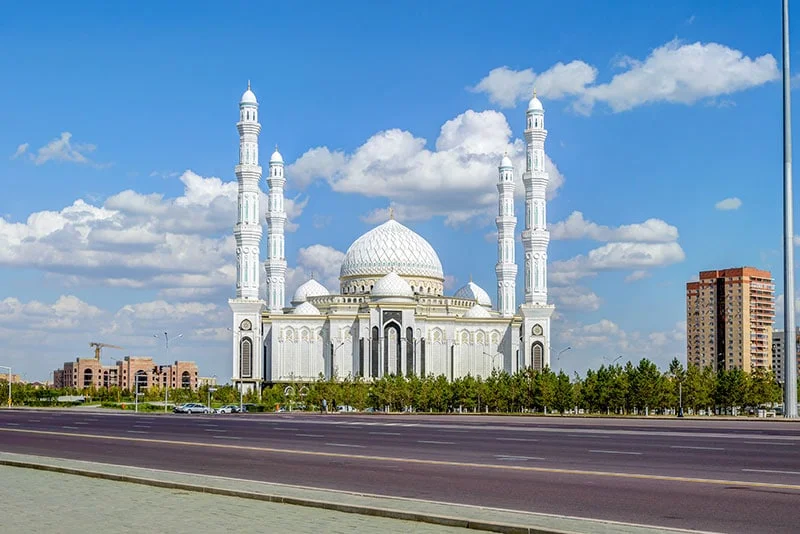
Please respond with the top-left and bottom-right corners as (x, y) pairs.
(1, 410), (798, 533)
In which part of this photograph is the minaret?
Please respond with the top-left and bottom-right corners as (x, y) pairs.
(234, 81), (262, 300)
(495, 152), (517, 317)
(264, 146), (287, 313)
(522, 89), (549, 305)
(519, 89), (555, 371)
(230, 82), (265, 394)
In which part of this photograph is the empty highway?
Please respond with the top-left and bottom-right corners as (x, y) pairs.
(1, 410), (798, 533)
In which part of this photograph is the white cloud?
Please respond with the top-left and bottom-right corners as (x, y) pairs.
(284, 244), (346, 300)
(471, 39), (778, 114)
(550, 286), (601, 311)
(550, 242), (685, 285)
(27, 132), (110, 168)
(715, 197), (742, 211)
(288, 110), (564, 226)
(469, 61), (598, 108)
(624, 270), (651, 283)
(550, 211), (678, 242)
(11, 143), (28, 159)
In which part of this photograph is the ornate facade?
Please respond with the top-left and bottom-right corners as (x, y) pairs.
(229, 85), (556, 391)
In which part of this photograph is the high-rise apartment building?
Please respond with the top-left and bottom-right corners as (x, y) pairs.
(686, 267), (775, 372)
(772, 329), (800, 384)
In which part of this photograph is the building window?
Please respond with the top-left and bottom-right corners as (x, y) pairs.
(240, 337), (253, 378)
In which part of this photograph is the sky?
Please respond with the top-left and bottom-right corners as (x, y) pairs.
(0, 0), (796, 382)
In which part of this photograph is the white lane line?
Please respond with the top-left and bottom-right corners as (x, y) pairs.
(62, 426), (79, 430)
(325, 443), (365, 448)
(418, 440), (456, 445)
(441, 430), (469, 433)
(205, 429), (226, 433)
(74, 422), (89, 425)
(369, 432), (401, 436)
(127, 430), (148, 434)
(568, 434), (610, 439)
(213, 435), (241, 440)
(743, 442), (794, 446)
(275, 427), (299, 431)
(296, 433), (324, 438)
(495, 455), (545, 461)
(671, 445), (725, 451)
(28, 419), (40, 423)
(496, 437), (538, 442)
(589, 449), (642, 456)
(5, 422), (20, 426)
(743, 468), (800, 476)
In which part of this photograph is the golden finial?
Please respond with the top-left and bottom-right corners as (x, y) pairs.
(389, 207), (395, 220)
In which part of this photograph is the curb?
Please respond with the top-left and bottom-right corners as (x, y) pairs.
(0, 458), (570, 534)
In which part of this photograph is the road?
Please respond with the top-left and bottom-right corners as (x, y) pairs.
(1, 410), (798, 533)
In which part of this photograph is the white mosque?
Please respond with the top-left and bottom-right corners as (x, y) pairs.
(229, 83), (555, 391)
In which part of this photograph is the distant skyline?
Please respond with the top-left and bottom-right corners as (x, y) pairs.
(0, 1), (796, 381)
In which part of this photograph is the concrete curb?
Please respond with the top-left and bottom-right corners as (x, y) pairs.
(0, 458), (560, 534)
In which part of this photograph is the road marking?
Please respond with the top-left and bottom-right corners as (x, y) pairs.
(369, 432), (401, 436)
(325, 443), (365, 448)
(4, 427), (800, 491)
(127, 430), (148, 434)
(589, 450), (642, 456)
(743, 468), (800, 476)
(205, 429), (226, 433)
(74, 422), (89, 425)
(670, 446), (725, 451)
(495, 455), (545, 461)
(5, 423), (19, 426)
(418, 440), (456, 445)
(496, 437), (538, 442)
(28, 419), (40, 423)
(441, 430), (468, 433)
(275, 427), (299, 431)
(743, 442), (794, 446)
(62, 426), (79, 430)
(213, 436), (241, 440)
(296, 434), (324, 438)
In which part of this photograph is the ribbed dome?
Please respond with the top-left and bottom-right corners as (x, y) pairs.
(340, 220), (444, 281)
(371, 272), (414, 298)
(464, 303), (492, 318)
(293, 301), (321, 315)
(291, 279), (329, 305)
(454, 281), (492, 307)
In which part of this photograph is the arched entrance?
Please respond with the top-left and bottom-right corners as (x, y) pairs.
(384, 322), (401, 376)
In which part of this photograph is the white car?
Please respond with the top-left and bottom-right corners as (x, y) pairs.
(176, 403), (210, 414)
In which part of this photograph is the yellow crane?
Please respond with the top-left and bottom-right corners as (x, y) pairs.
(89, 342), (123, 360)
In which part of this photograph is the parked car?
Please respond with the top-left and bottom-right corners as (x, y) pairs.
(215, 405), (242, 414)
(174, 403), (211, 414)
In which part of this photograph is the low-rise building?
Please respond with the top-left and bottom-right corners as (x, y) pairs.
(53, 356), (199, 391)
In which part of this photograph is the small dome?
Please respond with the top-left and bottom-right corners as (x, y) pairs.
(240, 83), (257, 105)
(291, 279), (329, 305)
(528, 91), (543, 112)
(500, 153), (513, 169)
(371, 271), (414, 298)
(270, 148), (283, 164)
(464, 303), (492, 319)
(454, 281), (492, 307)
(293, 301), (321, 315)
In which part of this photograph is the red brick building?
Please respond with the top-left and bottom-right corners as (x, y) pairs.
(54, 356), (199, 391)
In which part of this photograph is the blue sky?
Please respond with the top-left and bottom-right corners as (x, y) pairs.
(0, 1), (794, 381)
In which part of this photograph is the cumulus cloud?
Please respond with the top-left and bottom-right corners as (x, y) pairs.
(471, 39), (778, 114)
(551, 211), (678, 243)
(624, 270), (651, 283)
(284, 244), (346, 299)
(288, 110), (565, 226)
(550, 286), (601, 311)
(715, 197), (742, 211)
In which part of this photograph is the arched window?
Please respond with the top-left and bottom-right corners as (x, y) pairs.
(240, 337), (253, 378)
(532, 342), (544, 370)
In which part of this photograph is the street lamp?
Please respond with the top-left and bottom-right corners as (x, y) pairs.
(482, 352), (501, 376)
(208, 386), (217, 412)
(332, 342), (345, 379)
(0, 366), (11, 408)
(154, 332), (183, 413)
(604, 355), (622, 366)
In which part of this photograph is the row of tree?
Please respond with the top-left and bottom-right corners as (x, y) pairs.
(3, 358), (787, 415)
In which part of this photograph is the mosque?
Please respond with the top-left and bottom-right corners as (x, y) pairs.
(229, 83), (555, 391)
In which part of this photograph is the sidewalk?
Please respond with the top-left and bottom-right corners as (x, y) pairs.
(0, 452), (713, 534)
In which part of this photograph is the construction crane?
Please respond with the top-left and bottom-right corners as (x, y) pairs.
(89, 342), (123, 360)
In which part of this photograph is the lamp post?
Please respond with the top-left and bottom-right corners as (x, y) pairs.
(482, 352), (501, 377)
(551, 346), (572, 373)
(604, 355), (622, 366)
(154, 332), (183, 413)
(0, 366), (11, 408)
(332, 342), (345, 379)
(208, 386), (217, 413)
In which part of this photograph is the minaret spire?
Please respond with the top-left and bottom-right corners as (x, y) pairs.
(264, 144), (287, 314)
(496, 151), (517, 317)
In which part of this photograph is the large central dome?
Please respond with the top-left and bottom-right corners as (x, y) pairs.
(340, 220), (444, 282)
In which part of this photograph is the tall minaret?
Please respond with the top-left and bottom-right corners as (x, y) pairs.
(522, 89), (549, 305)
(264, 146), (287, 313)
(495, 152), (517, 317)
(235, 81), (262, 300)
(520, 89), (555, 370)
(230, 82), (265, 393)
